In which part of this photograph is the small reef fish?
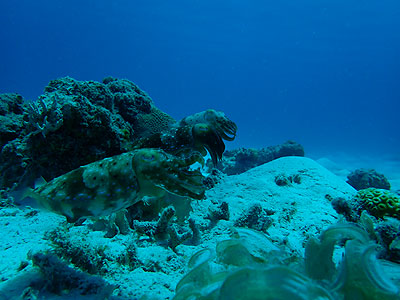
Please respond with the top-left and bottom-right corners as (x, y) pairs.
(23, 148), (205, 222)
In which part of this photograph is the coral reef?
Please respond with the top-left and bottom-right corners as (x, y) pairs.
(0, 93), (25, 149)
(332, 188), (400, 223)
(330, 193), (400, 264)
(375, 219), (400, 263)
(347, 168), (391, 190)
(216, 140), (304, 175)
(0, 80), (239, 273)
(25, 95), (63, 138)
(132, 206), (176, 239)
(0, 77), (157, 190)
(135, 107), (175, 138)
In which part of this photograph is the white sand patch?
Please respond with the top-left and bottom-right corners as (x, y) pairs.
(0, 207), (64, 296)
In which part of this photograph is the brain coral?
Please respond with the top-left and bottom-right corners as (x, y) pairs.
(135, 107), (175, 138)
(355, 188), (400, 219)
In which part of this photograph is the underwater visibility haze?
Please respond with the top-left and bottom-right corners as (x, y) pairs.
(1, 0), (399, 156)
(1, 1), (400, 299)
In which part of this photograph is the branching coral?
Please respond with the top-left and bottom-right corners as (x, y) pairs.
(90, 209), (131, 238)
(26, 94), (63, 137)
(132, 206), (194, 251)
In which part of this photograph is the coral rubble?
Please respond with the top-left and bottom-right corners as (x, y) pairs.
(29, 252), (115, 297)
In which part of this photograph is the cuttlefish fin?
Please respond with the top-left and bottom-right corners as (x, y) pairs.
(10, 177), (48, 208)
(22, 177), (46, 199)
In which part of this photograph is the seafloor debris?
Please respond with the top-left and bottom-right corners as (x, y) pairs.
(234, 203), (273, 232)
(28, 251), (115, 297)
(90, 209), (131, 238)
(203, 168), (225, 189)
(274, 173), (302, 186)
(45, 228), (109, 275)
(330, 196), (360, 223)
(206, 201), (230, 227)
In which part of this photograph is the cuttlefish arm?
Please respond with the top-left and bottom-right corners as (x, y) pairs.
(133, 109), (237, 165)
(180, 109), (237, 142)
(179, 109), (237, 165)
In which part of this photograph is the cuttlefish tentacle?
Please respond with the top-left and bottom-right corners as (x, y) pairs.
(180, 109), (237, 164)
(24, 148), (205, 222)
(132, 109), (237, 166)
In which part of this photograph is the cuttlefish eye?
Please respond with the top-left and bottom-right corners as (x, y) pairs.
(140, 153), (156, 162)
(194, 123), (210, 134)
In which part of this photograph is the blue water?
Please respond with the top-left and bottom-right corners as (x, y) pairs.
(1, 0), (399, 157)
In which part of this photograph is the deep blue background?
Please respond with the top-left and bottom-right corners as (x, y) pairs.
(1, 0), (399, 157)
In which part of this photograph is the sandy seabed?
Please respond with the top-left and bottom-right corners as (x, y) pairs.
(0, 155), (399, 299)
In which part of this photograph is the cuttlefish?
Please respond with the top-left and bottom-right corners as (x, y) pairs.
(23, 148), (205, 222)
